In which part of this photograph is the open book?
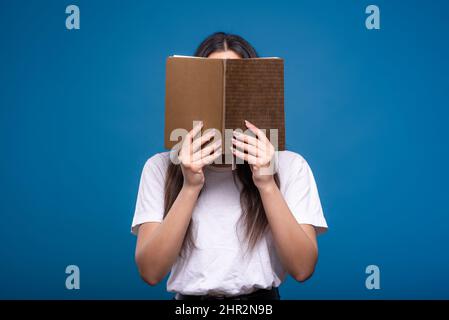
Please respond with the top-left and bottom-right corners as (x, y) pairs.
(164, 55), (285, 153)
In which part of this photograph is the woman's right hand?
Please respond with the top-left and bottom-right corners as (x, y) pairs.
(178, 122), (222, 191)
(136, 121), (221, 286)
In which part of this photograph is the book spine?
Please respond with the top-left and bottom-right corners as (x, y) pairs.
(222, 58), (227, 143)
(222, 59), (236, 170)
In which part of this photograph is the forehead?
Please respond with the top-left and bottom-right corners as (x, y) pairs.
(208, 50), (241, 59)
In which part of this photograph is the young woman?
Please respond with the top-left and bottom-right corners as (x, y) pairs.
(131, 32), (328, 300)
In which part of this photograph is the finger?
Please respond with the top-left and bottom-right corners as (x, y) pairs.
(233, 131), (266, 154)
(201, 139), (222, 158)
(231, 147), (259, 165)
(186, 121), (204, 143)
(191, 129), (215, 153)
(179, 139), (192, 164)
(233, 131), (261, 148)
(181, 122), (204, 162)
(232, 138), (258, 157)
(244, 120), (269, 144)
(192, 139), (221, 162)
(189, 121), (203, 140)
(197, 147), (223, 166)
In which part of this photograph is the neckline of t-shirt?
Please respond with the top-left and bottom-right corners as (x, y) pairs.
(205, 164), (233, 173)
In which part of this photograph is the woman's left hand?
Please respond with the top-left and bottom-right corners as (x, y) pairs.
(231, 120), (277, 192)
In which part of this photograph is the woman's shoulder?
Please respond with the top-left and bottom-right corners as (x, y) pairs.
(278, 150), (307, 169)
(277, 150), (317, 178)
(142, 151), (171, 175)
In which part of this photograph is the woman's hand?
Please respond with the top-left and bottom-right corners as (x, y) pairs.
(231, 120), (276, 192)
(232, 121), (318, 282)
(179, 122), (222, 191)
(136, 121), (221, 286)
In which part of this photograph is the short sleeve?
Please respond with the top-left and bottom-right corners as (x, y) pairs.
(131, 153), (169, 235)
(280, 152), (328, 235)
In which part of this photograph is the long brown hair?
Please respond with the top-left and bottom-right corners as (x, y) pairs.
(164, 32), (280, 253)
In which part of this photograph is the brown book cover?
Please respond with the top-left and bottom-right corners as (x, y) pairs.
(164, 56), (285, 153)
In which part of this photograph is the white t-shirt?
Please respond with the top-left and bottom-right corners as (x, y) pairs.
(131, 150), (328, 296)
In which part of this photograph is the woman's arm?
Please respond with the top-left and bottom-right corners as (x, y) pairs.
(135, 185), (201, 285)
(232, 120), (318, 282)
(259, 184), (318, 282)
(135, 122), (221, 285)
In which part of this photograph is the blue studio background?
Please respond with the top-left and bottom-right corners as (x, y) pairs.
(1, 0), (449, 299)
